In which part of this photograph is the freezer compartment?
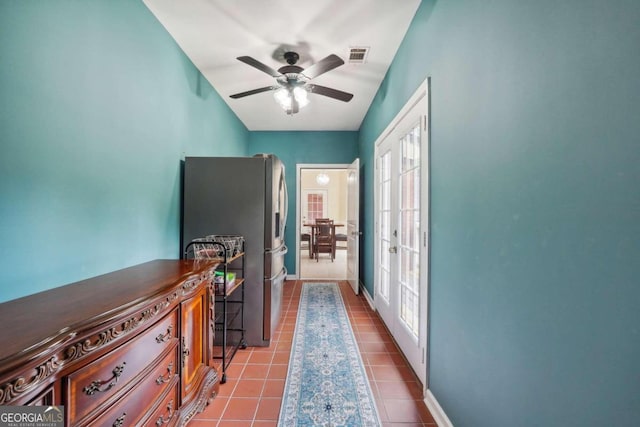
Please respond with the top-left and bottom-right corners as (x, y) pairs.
(264, 266), (287, 341)
(265, 243), (287, 280)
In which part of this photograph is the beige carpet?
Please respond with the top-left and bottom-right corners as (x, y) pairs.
(299, 248), (347, 280)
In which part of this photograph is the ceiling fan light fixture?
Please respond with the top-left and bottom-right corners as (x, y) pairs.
(273, 86), (310, 113)
(293, 86), (309, 108)
(273, 87), (291, 110)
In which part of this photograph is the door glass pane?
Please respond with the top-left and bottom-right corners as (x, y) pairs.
(378, 150), (392, 302)
(398, 123), (421, 338)
(381, 211), (389, 240)
(307, 193), (324, 222)
(381, 267), (390, 303)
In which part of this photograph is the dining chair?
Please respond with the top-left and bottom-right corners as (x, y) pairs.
(313, 219), (335, 261)
(300, 231), (312, 258)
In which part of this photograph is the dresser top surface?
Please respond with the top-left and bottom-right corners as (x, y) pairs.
(0, 259), (217, 367)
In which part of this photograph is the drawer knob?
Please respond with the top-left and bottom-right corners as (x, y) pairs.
(155, 325), (174, 343)
(155, 399), (175, 426)
(112, 413), (126, 427)
(155, 361), (174, 385)
(83, 362), (126, 395)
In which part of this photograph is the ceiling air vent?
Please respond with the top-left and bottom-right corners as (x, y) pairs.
(348, 46), (369, 64)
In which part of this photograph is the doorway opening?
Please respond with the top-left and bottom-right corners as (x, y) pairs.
(296, 165), (349, 280)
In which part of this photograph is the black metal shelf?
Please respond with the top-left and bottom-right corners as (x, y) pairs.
(212, 242), (247, 384)
(184, 237), (247, 385)
(215, 303), (242, 327)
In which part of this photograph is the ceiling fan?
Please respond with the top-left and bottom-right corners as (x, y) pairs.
(230, 51), (354, 115)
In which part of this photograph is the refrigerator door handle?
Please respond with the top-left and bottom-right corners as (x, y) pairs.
(266, 244), (288, 256)
(267, 266), (287, 282)
(282, 170), (288, 235)
(264, 265), (287, 340)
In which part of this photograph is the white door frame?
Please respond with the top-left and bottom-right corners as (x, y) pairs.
(295, 163), (350, 280)
(347, 158), (360, 295)
(373, 77), (430, 390)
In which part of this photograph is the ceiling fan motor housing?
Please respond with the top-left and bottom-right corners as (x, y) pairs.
(278, 52), (304, 77)
(283, 51), (300, 65)
(277, 65), (304, 76)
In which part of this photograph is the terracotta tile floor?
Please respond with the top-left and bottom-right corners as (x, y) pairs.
(191, 280), (436, 426)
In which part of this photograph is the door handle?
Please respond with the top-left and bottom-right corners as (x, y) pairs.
(268, 266), (287, 282)
(389, 246), (397, 254)
(266, 244), (288, 255)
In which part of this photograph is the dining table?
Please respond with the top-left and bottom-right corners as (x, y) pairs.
(303, 223), (344, 259)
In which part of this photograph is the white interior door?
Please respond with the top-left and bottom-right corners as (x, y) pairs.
(374, 83), (429, 386)
(347, 158), (360, 294)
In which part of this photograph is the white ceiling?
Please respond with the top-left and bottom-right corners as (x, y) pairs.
(143, 0), (421, 131)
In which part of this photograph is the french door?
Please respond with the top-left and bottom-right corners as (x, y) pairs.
(375, 82), (429, 386)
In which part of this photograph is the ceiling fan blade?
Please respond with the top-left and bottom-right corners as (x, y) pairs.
(230, 86), (276, 99)
(301, 54), (345, 80)
(237, 56), (282, 77)
(307, 84), (353, 102)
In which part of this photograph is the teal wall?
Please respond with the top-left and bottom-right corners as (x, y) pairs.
(2, 1), (639, 424)
(359, 0), (640, 426)
(249, 132), (358, 274)
(0, 1), (248, 303)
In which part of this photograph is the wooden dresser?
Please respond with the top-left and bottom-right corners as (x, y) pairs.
(0, 259), (220, 426)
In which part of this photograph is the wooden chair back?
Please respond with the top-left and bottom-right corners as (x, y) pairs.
(313, 219), (335, 261)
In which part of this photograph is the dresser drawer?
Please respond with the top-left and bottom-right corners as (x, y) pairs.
(146, 381), (180, 427)
(77, 347), (179, 427)
(66, 309), (178, 424)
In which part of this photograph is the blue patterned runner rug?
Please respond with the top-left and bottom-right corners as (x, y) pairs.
(278, 282), (381, 427)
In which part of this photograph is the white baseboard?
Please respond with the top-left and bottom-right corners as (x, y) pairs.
(361, 284), (375, 310)
(425, 389), (454, 427)
(286, 274), (298, 281)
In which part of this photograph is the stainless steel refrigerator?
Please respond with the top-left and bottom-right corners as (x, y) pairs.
(181, 154), (288, 347)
